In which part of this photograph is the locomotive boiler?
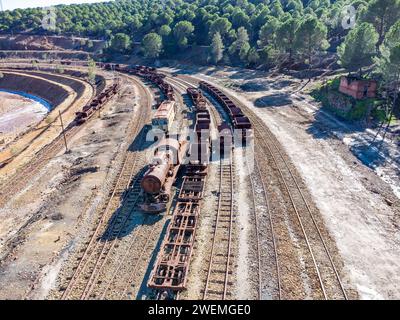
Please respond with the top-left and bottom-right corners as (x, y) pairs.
(141, 138), (188, 213)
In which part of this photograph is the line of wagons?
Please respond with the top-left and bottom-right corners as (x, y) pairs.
(199, 81), (252, 144)
(74, 81), (120, 125)
(186, 87), (211, 174)
(104, 64), (175, 101)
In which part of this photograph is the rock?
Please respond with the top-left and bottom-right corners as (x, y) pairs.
(51, 212), (64, 221)
(385, 198), (393, 206)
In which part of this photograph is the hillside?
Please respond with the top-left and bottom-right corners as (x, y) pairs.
(0, 0), (398, 71)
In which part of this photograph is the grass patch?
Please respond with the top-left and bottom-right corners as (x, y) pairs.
(45, 116), (54, 124)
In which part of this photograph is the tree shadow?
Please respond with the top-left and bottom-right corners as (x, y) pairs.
(306, 105), (400, 171)
(254, 93), (293, 107)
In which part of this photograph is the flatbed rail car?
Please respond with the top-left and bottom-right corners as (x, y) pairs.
(147, 167), (207, 297)
(147, 200), (201, 296)
(199, 81), (252, 144)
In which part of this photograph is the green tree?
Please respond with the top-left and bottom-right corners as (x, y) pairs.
(231, 9), (250, 29)
(276, 17), (300, 60)
(130, 14), (143, 31)
(380, 20), (400, 51)
(229, 27), (250, 62)
(87, 58), (96, 84)
(159, 25), (171, 37)
(376, 21), (400, 82)
(258, 16), (281, 48)
(142, 33), (163, 59)
(210, 32), (224, 64)
(247, 47), (260, 66)
(56, 64), (65, 74)
(286, 0), (304, 13)
(363, 0), (400, 46)
(110, 33), (131, 53)
(209, 17), (232, 39)
(375, 44), (400, 142)
(239, 42), (251, 62)
(294, 16), (329, 64)
(338, 22), (379, 75)
(173, 20), (194, 49)
(32, 60), (39, 70)
(270, 0), (284, 18)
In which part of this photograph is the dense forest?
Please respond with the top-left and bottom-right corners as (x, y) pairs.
(0, 0), (399, 85)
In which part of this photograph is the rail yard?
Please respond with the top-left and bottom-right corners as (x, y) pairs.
(0, 58), (399, 302)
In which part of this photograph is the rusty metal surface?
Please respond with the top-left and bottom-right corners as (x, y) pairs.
(145, 80), (211, 297)
(148, 201), (200, 291)
(74, 80), (120, 124)
(178, 175), (206, 202)
(199, 81), (252, 139)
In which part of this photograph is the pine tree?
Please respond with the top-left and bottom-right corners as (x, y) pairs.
(229, 27), (250, 62)
(338, 22), (379, 75)
(210, 32), (224, 64)
(142, 33), (163, 59)
(294, 16), (329, 65)
(363, 0), (400, 47)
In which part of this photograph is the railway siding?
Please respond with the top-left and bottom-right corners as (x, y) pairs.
(177, 74), (350, 300)
(50, 74), (154, 300)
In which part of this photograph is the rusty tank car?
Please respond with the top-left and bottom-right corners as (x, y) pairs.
(141, 138), (188, 214)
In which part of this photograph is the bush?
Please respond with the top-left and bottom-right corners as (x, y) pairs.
(311, 78), (381, 122)
(371, 108), (386, 122)
(348, 101), (369, 120)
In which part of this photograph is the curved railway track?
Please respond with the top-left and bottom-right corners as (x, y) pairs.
(0, 69), (98, 208)
(58, 75), (153, 300)
(176, 74), (348, 300)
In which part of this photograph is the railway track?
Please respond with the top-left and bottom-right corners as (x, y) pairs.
(179, 73), (281, 300)
(252, 114), (348, 300)
(77, 74), (171, 301)
(0, 69), (98, 208)
(103, 214), (164, 300)
(58, 75), (153, 300)
(177, 74), (348, 300)
(203, 152), (235, 300)
(247, 155), (281, 300)
(165, 75), (237, 300)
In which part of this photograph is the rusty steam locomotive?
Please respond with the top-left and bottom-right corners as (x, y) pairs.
(140, 138), (188, 214)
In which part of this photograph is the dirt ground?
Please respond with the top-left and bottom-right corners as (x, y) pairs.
(0, 70), (94, 182)
(178, 67), (400, 299)
(1, 58), (399, 300)
(0, 77), (140, 299)
(0, 91), (48, 148)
